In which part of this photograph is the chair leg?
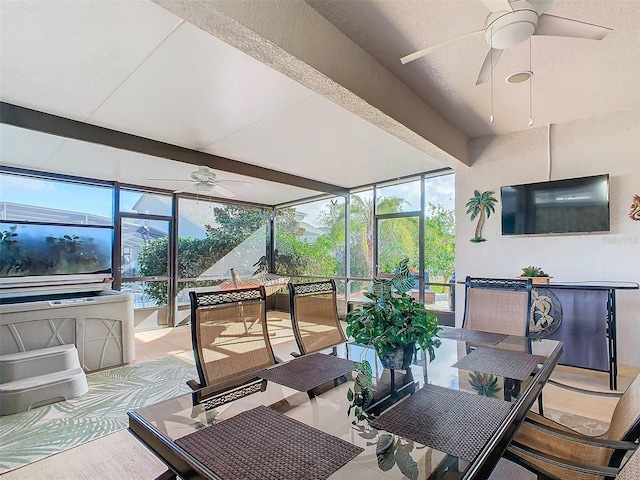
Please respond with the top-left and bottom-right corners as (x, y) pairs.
(537, 392), (544, 417)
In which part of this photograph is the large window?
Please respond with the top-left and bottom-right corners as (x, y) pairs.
(274, 197), (345, 278)
(2, 166), (455, 324)
(119, 189), (173, 309)
(0, 171), (114, 278)
(376, 216), (420, 274)
(423, 173), (456, 314)
(349, 189), (374, 279)
(375, 178), (421, 275)
(424, 173), (455, 282)
(175, 198), (269, 303)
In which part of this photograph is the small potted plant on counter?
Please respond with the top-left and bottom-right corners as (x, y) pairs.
(520, 266), (551, 284)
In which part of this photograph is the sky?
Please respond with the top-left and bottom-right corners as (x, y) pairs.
(1, 174), (114, 218)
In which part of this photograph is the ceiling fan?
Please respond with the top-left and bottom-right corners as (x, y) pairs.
(400, 0), (612, 85)
(150, 166), (253, 198)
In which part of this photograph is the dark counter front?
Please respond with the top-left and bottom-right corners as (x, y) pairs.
(529, 282), (638, 390)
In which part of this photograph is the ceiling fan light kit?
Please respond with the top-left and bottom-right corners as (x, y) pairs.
(400, 0), (612, 129)
(485, 6), (538, 49)
(149, 165), (253, 198)
(400, 0), (612, 88)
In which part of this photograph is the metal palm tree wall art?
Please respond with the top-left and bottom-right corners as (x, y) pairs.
(630, 194), (640, 221)
(465, 190), (498, 243)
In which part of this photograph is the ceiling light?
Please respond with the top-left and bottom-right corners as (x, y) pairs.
(506, 71), (533, 84)
(485, 8), (539, 50)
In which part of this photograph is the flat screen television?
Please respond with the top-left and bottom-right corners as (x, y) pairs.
(501, 174), (610, 235)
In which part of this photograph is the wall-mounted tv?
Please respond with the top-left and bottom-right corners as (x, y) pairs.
(501, 174), (610, 235)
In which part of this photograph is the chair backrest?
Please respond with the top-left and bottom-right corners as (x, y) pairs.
(288, 279), (347, 355)
(189, 286), (276, 395)
(463, 276), (533, 337)
(605, 373), (640, 442)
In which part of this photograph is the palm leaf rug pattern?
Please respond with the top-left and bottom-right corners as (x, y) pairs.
(0, 356), (196, 473)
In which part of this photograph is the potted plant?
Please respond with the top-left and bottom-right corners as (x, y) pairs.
(345, 259), (442, 369)
(520, 266), (551, 284)
(345, 259), (441, 422)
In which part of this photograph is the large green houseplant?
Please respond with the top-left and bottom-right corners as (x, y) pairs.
(345, 259), (441, 422)
(346, 259), (442, 367)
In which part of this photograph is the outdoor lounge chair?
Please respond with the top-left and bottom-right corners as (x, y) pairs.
(187, 286), (277, 408)
(288, 279), (347, 356)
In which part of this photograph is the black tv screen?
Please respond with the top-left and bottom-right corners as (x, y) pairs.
(501, 174), (610, 235)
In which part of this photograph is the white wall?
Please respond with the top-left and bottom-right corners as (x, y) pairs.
(454, 109), (640, 367)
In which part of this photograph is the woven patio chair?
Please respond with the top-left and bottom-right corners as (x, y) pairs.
(462, 276), (543, 412)
(288, 279), (347, 356)
(187, 286), (277, 408)
(505, 373), (640, 480)
(463, 276), (533, 336)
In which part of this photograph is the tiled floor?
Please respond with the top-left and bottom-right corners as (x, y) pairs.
(134, 315), (640, 424)
(134, 311), (299, 364)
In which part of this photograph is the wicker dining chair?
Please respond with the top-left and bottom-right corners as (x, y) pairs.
(187, 286), (277, 407)
(462, 276), (544, 413)
(463, 276), (533, 336)
(505, 373), (640, 480)
(288, 279), (347, 356)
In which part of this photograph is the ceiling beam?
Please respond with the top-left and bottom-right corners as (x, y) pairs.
(0, 102), (348, 197)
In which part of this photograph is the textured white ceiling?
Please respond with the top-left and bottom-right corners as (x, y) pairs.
(306, 0), (640, 138)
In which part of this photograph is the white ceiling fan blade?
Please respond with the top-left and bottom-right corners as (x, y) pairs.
(148, 178), (192, 182)
(535, 14), (612, 40)
(528, 0), (559, 15)
(212, 184), (236, 198)
(480, 0), (513, 13)
(217, 179), (254, 188)
(173, 183), (197, 194)
(401, 30), (484, 64)
(476, 48), (504, 85)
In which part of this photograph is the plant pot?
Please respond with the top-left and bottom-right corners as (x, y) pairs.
(520, 276), (551, 285)
(378, 343), (415, 370)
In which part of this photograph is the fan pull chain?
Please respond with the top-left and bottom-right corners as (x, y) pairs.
(489, 29), (494, 123)
(529, 37), (534, 127)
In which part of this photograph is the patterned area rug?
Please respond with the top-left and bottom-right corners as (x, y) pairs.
(0, 356), (196, 473)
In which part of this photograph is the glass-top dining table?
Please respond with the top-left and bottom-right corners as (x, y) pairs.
(128, 328), (563, 480)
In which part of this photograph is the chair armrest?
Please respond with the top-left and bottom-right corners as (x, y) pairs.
(508, 442), (624, 478)
(547, 379), (624, 398)
(523, 416), (638, 450)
